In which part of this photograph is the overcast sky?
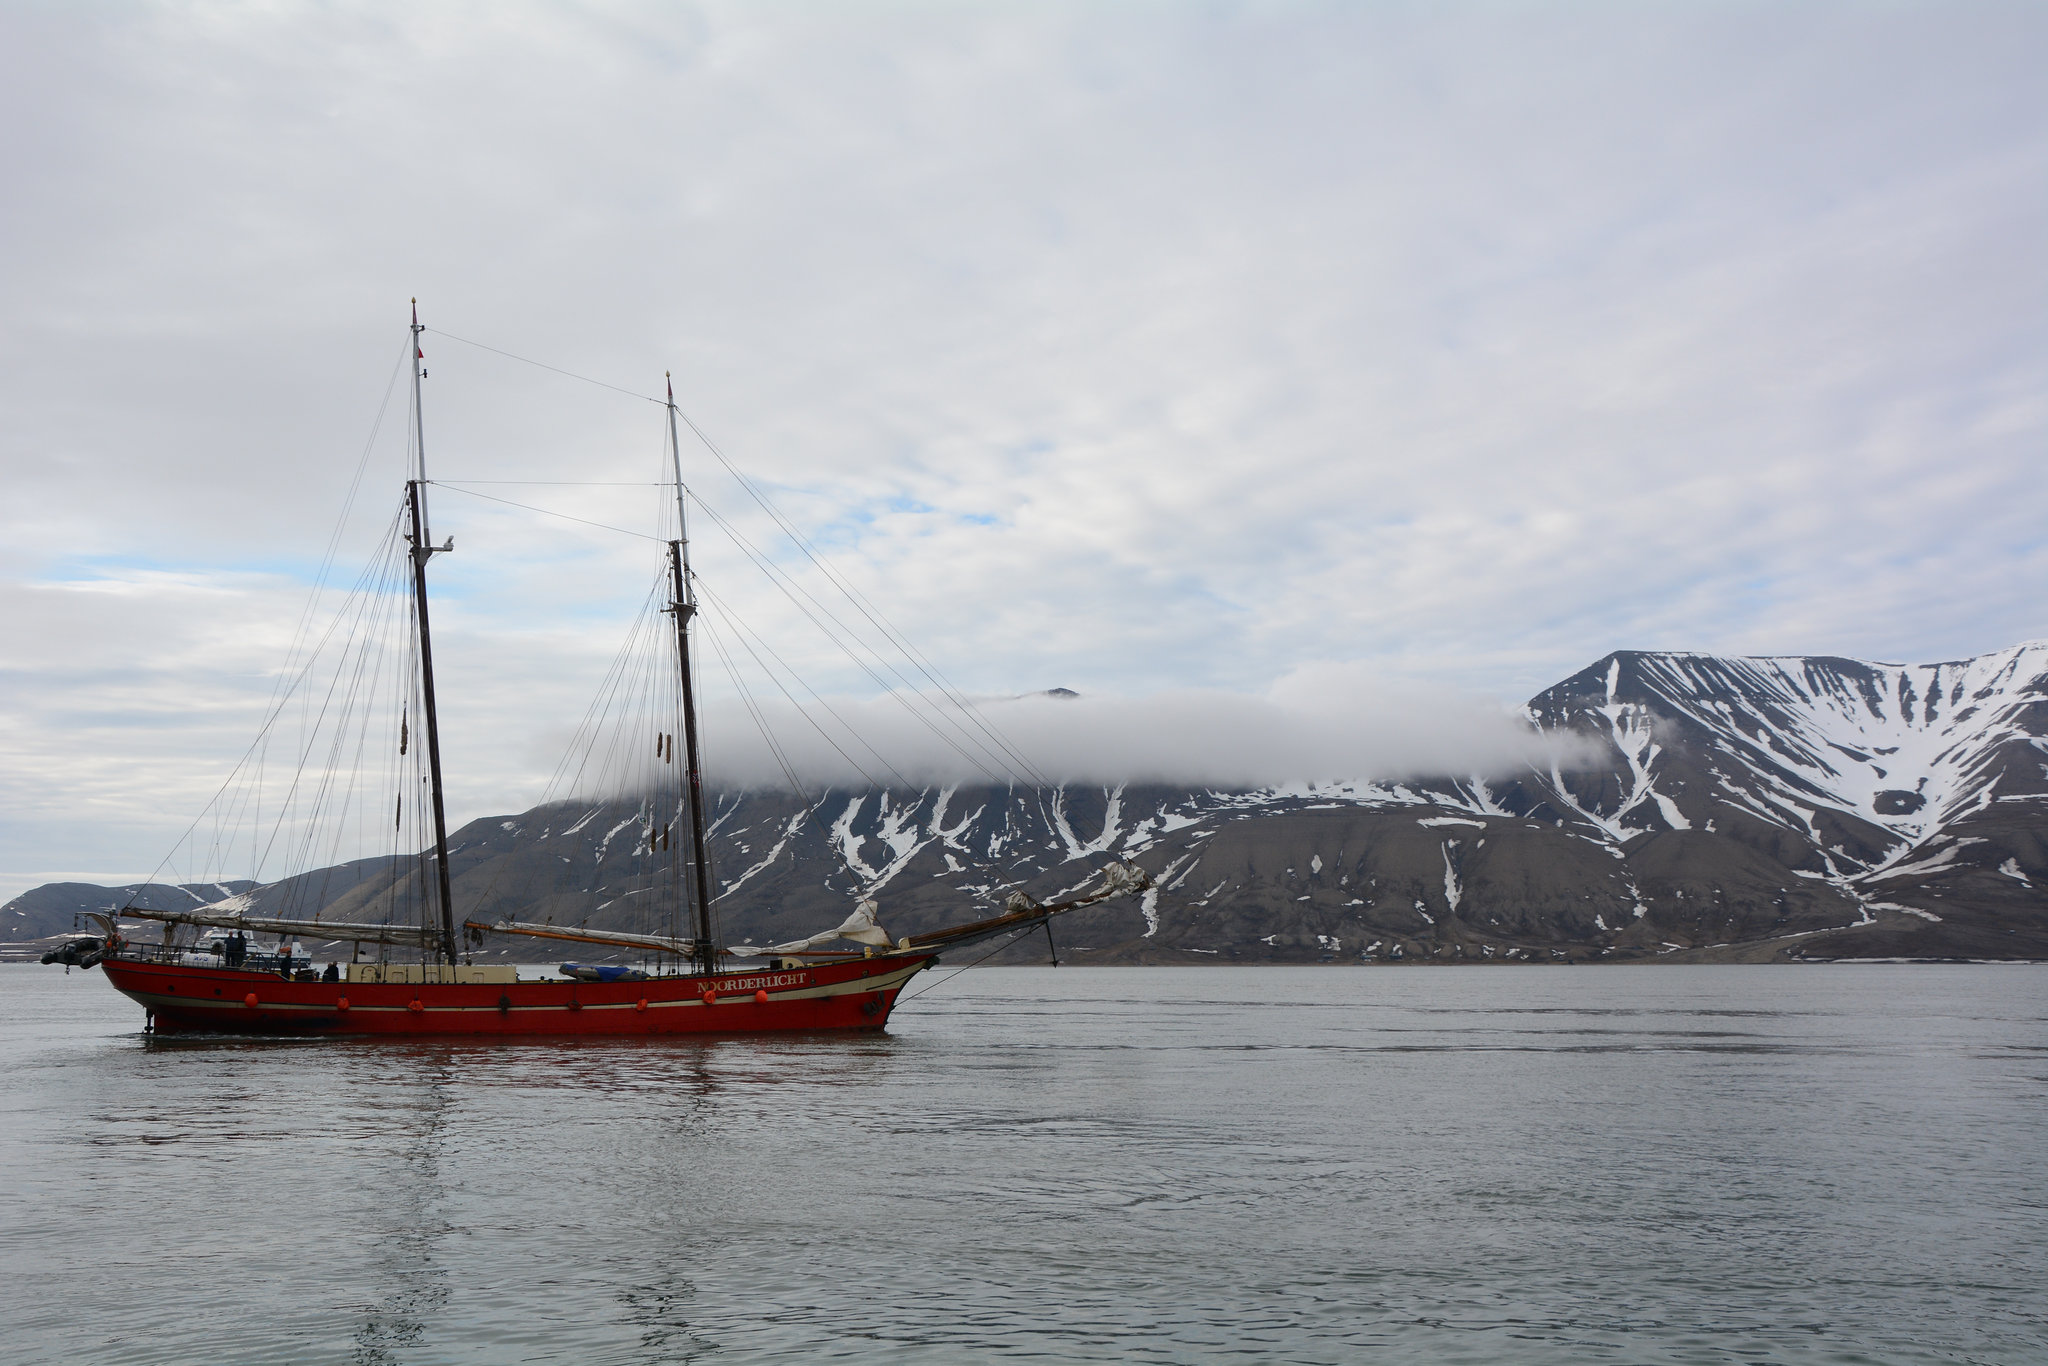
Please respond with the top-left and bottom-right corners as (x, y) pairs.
(3, 2), (2043, 899)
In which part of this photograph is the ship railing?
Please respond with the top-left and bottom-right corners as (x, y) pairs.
(113, 942), (341, 978)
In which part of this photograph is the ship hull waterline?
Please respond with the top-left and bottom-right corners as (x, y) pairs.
(102, 953), (937, 1037)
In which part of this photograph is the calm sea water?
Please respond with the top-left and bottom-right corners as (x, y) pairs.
(1, 963), (2043, 1364)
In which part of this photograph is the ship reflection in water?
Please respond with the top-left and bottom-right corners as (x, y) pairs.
(5, 964), (2044, 1364)
(352, 1054), (451, 1365)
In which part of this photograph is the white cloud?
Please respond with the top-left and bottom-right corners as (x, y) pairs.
(1, 1), (2044, 895)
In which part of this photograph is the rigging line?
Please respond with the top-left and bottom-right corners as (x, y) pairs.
(294, 650), (377, 915)
(379, 519), (421, 930)
(520, 667), (662, 916)
(378, 549), (414, 937)
(659, 394), (1044, 789)
(453, 568), (671, 927)
(677, 485), (1009, 771)
(307, 538), (411, 907)
(427, 481), (665, 541)
(698, 579), (1030, 896)
(658, 451), (1029, 783)
(655, 608), (685, 950)
(265, 338), (413, 722)
(415, 327), (1040, 783)
(134, 507), (412, 899)
(698, 618), (786, 788)
(765, 525), (1054, 788)
(252, 542), (394, 885)
(698, 610), (868, 834)
(694, 578), (904, 791)
(628, 625), (682, 941)
(223, 506), (407, 879)
(696, 622), (866, 898)
(204, 339), (408, 899)
(544, 568), (668, 801)
(671, 404), (1054, 788)
(895, 923), (1045, 1004)
(426, 479), (666, 486)
(685, 495), (1015, 786)
(422, 327), (665, 406)
(562, 578), (669, 800)
(280, 553), (392, 903)
(271, 514), (413, 874)
(698, 615), (826, 829)
(678, 487), (1037, 787)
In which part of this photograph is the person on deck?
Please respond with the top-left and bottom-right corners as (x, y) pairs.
(225, 931), (247, 967)
(322, 962), (339, 983)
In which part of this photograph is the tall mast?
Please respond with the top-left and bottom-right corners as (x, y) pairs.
(666, 374), (718, 977)
(407, 300), (458, 966)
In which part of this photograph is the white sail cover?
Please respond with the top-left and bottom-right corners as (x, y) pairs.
(728, 897), (893, 958)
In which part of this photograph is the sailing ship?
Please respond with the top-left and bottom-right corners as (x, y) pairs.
(54, 304), (1147, 1035)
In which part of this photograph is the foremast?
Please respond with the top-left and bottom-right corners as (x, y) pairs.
(666, 375), (719, 977)
(407, 300), (459, 966)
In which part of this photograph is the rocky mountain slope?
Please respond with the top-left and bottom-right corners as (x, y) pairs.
(3, 880), (257, 944)
(11, 643), (2045, 962)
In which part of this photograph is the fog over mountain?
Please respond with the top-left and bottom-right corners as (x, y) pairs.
(697, 674), (1588, 791)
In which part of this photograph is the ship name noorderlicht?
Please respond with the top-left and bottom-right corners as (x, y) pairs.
(724, 972), (810, 991)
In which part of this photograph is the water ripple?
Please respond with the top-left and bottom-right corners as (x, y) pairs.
(1, 963), (2043, 1363)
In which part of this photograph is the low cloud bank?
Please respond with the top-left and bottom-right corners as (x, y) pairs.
(700, 667), (1586, 791)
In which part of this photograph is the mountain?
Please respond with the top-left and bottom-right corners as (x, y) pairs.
(3, 881), (258, 942)
(9, 644), (2045, 962)
(1507, 641), (2048, 958)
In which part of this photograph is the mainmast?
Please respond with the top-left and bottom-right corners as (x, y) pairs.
(407, 300), (458, 966)
(666, 374), (718, 977)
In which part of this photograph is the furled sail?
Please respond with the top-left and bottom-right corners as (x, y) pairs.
(726, 863), (1152, 960)
(728, 898), (892, 958)
(463, 918), (699, 957)
(119, 903), (439, 949)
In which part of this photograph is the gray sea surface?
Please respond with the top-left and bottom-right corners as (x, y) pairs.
(1, 962), (2043, 1364)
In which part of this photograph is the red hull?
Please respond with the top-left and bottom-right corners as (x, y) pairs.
(101, 955), (935, 1037)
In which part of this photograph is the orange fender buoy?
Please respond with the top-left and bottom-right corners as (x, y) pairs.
(243, 992), (259, 1008)
(635, 998), (648, 1012)
(701, 989), (718, 1006)
(336, 997), (350, 1012)
(407, 999), (424, 1013)
(754, 990), (769, 1005)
